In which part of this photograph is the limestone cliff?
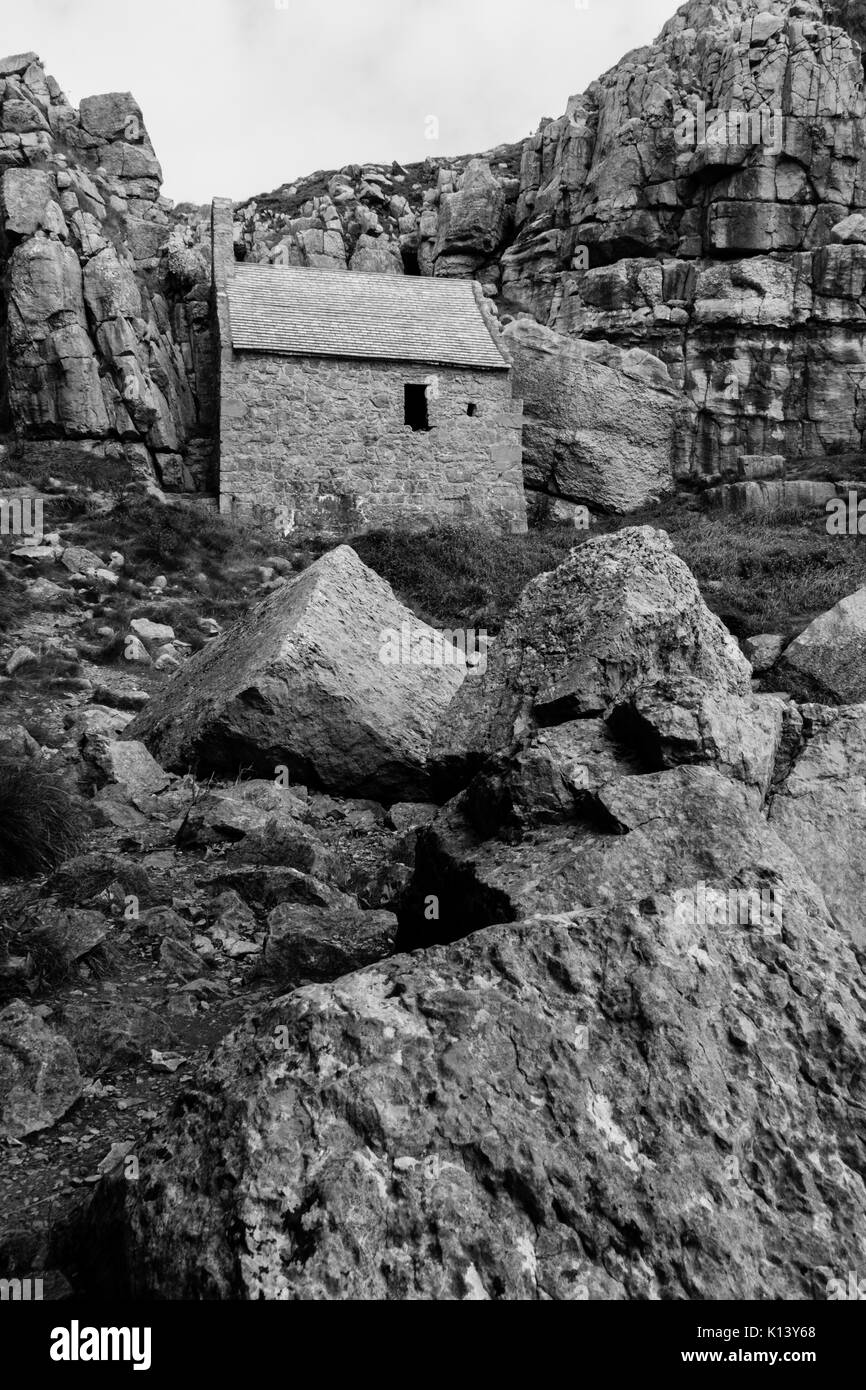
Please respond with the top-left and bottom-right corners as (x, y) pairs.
(7, 0), (866, 508)
(230, 0), (866, 498)
(0, 52), (213, 491)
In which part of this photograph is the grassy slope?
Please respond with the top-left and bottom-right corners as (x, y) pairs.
(350, 499), (866, 641)
(4, 480), (864, 656)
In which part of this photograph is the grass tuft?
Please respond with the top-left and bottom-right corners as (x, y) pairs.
(0, 761), (86, 877)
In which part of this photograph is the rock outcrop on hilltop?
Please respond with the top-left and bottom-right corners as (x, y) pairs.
(0, 52), (213, 490)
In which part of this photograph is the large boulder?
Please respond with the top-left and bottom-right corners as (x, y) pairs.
(0, 1000), (83, 1139)
(99, 871), (864, 1299)
(779, 588), (866, 703)
(127, 546), (467, 799)
(503, 320), (683, 512)
(434, 527), (751, 777)
(769, 703), (866, 946)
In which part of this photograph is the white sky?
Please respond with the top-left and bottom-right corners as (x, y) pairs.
(6, 0), (679, 203)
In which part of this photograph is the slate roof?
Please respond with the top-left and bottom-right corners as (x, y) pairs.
(226, 265), (509, 370)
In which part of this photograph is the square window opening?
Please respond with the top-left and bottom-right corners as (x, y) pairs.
(405, 383), (430, 432)
(467, 402), (478, 417)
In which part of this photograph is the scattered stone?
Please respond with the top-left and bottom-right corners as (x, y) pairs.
(159, 936), (205, 981)
(130, 618), (175, 645)
(262, 902), (397, 984)
(60, 546), (104, 576)
(386, 802), (439, 833)
(0, 1000), (83, 1140)
(26, 577), (65, 602)
(6, 645), (38, 676)
(87, 736), (171, 800)
(123, 636), (152, 666)
(743, 634), (785, 673)
(31, 907), (109, 966)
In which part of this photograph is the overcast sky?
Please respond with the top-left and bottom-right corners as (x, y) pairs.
(8, 0), (678, 203)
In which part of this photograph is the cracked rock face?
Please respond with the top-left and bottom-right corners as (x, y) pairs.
(0, 51), (210, 489)
(106, 874), (864, 1299)
(770, 702), (866, 946)
(499, 0), (866, 481)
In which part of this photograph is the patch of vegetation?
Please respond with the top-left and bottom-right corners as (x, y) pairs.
(4, 653), (88, 694)
(610, 500), (866, 641)
(74, 498), (294, 588)
(0, 564), (34, 635)
(347, 499), (866, 641)
(0, 761), (86, 877)
(350, 520), (580, 632)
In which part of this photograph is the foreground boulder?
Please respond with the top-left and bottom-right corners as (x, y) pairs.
(98, 874), (864, 1298)
(127, 546), (467, 799)
(435, 527), (751, 776)
(779, 587), (866, 703)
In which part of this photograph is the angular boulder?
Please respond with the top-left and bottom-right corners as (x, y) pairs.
(0, 1000), (83, 1139)
(103, 877), (864, 1299)
(434, 527), (751, 776)
(127, 547), (467, 799)
(779, 588), (866, 703)
(85, 736), (171, 801)
(262, 902), (397, 985)
(503, 320), (683, 512)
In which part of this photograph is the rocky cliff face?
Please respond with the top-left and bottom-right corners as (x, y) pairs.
(6, 0), (866, 509)
(0, 52), (213, 491)
(503, 0), (866, 483)
(226, 0), (866, 503)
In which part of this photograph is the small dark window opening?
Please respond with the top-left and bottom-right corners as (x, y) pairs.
(467, 402), (478, 417)
(401, 246), (421, 276)
(405, 383), (430, 432)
